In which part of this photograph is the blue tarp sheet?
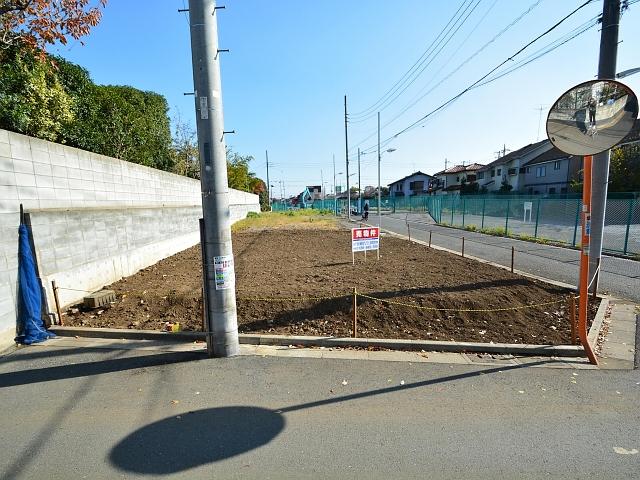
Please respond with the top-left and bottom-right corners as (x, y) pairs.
(15, 223), (55, 345)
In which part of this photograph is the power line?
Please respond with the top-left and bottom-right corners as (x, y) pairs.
(348, 0), (545, 153)
(359, 0), (598, 154)
(348, 0), (477, 119)
(349, 0), (485, 123)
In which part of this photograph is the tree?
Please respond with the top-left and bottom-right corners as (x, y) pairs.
(0, 0), (107, 53)
(609, 144), (640, 192)
(498, 180), (513, 193)
(0, 46), (73, 141)
(170, 114), (200, 179)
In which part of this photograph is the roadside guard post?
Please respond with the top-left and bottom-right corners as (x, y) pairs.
(546, 79), (638, 365)
(351, 227), (380, 264)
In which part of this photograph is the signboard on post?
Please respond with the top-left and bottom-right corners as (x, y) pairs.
(352, 227), (379, 263)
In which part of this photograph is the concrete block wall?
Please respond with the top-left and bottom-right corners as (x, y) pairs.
(0, 129), (260, 350)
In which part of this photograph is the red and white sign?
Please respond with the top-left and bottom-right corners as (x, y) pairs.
(352, 227), (379, 252)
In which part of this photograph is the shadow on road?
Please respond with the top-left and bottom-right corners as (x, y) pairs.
(0, 350), (204, 388)
(109, 360), (548, 474)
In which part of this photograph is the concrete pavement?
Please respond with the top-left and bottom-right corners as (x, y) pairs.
(1, 340), (639, 479)
(377, 213), (640, 303)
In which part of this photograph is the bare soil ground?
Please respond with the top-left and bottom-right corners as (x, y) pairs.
(65, 226), (598, 344)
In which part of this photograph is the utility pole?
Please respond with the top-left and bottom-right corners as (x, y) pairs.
(377, 111), (382, 229)
(357, 148), (362, 215)
(344, 95), (351, 220)
(188, 0), (239, 357)
(589, 0), (621, 293)
(265, 150), (270, 208)
(333, 154), (337, 215)
(321, 169), (324, 202)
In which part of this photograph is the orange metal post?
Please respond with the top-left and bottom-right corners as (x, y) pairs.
(579, 156), (598, 365)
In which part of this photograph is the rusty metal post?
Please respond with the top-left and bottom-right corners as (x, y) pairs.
(429, 230), (432, 247)
(570, 296), (577, 345)
(52, 280), (63, 326)
(461, 237), (465, 258)
(352, 287), (358, 338)
(407, 223), (411, 242)
(511, 246), (515, 273)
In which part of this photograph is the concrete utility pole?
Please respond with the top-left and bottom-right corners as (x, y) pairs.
(589, 0), (621, 293)
(357, 148), (361, 214)
(344, 96), (351, 220)
(333, 154), (337, 215)
(377, 111), (381, 229)
(188, 0), (239, 357)
(265, 150), (271, 208)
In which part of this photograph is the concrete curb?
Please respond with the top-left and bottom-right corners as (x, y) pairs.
(49, 326), (584, 357)
(588, 296), (610, 345)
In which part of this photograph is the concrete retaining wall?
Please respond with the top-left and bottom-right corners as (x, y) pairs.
(0, 129), (260, 350)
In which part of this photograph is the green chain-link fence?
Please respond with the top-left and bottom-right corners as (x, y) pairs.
(420, 194), (639, 256)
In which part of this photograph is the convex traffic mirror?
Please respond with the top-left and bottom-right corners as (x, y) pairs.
(546, 79), (638, 156)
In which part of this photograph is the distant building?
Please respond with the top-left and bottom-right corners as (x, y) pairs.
(477, 140), (552, 193)
(306, 185), (322, 200)
(522, 147), (580, 195)
(388, 171), (434, 197)
(431, 163), (485, 194)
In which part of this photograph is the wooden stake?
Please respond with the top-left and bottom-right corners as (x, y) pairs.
(461, 237), (465, 258)
(352, 287), (358, 338)
(511, 246), (515, 273)
(429, 230), (432, 248)
(570, 296), (577, 345)
(407, 223), (411, 242)
(52, 280), (63, 326)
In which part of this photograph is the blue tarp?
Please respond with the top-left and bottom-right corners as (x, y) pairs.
(15, 223), (55, 345)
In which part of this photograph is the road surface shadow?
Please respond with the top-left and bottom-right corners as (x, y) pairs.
(0, 350), (204, 388)
(109, 360), (547, 474)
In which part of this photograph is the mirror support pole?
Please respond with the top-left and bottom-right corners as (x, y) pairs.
(589, 0), (621, 294)
(579, 155), (598, 365)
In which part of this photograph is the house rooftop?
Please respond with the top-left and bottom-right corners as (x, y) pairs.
(480, 139), (549, 169)
(434, 163), (485, 175)
(388, 171), (432, 186)
(525, 146), (572, 166)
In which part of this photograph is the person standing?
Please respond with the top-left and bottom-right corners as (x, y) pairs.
(588, 97), (597, 126)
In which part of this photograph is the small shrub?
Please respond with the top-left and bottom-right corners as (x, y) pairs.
(246, 211), (260, 218)
(464, 224), (477, 232)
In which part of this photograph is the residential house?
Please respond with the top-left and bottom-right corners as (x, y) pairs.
(477, 140), (552, 193)
(431, 163), (485, 194)
(388, 171), (434, 197)
(522, 147), (581, 195)
(306, 185), (322, 200)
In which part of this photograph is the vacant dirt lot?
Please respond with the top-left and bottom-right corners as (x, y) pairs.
(65, 226), (597, 344)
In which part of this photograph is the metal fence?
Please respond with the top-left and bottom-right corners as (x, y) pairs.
(421, 194), (639, 256)
(269, 193), (639, 256)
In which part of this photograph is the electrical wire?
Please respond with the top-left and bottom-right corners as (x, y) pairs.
(349, 0), (543, 152)
(348, 0), (477, 119)
(349, 0), (485, 123)
(358, 0), (599, 154)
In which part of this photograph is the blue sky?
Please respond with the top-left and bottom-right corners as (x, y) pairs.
(52, 0), (640, 197)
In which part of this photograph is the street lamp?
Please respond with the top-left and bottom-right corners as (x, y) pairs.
(616, 67), (640, 79)
(378, 147), (397, 229)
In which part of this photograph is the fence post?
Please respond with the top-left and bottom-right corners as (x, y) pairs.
(504, 199), (510, 234)
(462, 237), (465, 258)
(623, 198), (635, 255)
(462, 198), (466, 227)
(429, 230), (432, 248)
(481, 198), (486, 229)
(534, 198), (541, 238)
(572, 200), (581, 247)
(352, 287), (358, 338)
(511, 246), (514, 273)
(450, 197), (454, 225)
(570, 296), (577, 345)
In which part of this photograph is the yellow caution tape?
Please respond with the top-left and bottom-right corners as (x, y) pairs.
(356, 293), (566, 313)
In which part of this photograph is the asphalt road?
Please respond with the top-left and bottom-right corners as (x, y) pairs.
(1, 344), (639, 479)
(377, 213), (640, 303)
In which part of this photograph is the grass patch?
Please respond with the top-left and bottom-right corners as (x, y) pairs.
(232, 210), (337, 232)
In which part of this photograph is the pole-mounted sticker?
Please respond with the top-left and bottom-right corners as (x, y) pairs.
(213, 255), (235, 290)
(199, 96), (209, 120)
